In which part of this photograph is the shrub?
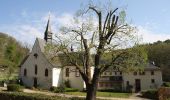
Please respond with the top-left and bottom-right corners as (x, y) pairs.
(65, 88), (79, 92)
(64, 80), (71, 88)
(98, 89), (123, 92)
(7, 84), (23, 92)
(141, 89), (158, 100)
(162, 82), (170, 87)
(126, 85), (133, 93)
(50, 85), (66, 93)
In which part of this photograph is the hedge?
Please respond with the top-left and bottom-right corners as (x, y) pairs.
(50, 86), (79, 93)
(98, 89), (123, 93)
(162, 82), (170, 87)
(7, 84), (24, 92)
(0, 91), (84, 100)
(141, 89), (158, 100)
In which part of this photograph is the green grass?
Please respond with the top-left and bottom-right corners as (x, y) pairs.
(65, 92), (131, 98)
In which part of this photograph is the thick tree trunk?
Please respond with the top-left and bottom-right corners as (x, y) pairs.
(86, 83), (98, 100)
(86, 68), (100, 100)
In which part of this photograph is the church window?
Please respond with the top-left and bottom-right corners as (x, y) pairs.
(34, 53), (38, 58)
(45, 69), (48, 77)
(35, 65), (37, 75)
(66, 68), (69, 77)
(24, 69), (27, 76)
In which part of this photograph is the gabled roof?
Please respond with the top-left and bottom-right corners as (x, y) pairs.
(144, 63), (161, 71)
(19, 54), (30, 67)
(37, 38), (46, 52)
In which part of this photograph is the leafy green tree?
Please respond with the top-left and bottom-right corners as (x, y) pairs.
(49, 3), (147, 100)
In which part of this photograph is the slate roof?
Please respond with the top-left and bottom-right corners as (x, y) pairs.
(144, 63), (161, 71)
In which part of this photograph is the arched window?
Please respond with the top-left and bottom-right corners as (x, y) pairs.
(34, 53), (38, 58)
(66, 68), (69, 77)
(45, 69), (48, 77)
(35, 65), (37, 75)
(24, 69), (27, 76)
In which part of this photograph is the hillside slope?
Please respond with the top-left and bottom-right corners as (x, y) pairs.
(0, 32), (29, 80)
(142, 40), (170, 81)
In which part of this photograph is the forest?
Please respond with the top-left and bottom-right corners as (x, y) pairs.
(0, 32), (29, 80)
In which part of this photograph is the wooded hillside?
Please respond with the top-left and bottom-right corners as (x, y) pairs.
(0, 32), (29, 80)
(143, 40), (170, 81)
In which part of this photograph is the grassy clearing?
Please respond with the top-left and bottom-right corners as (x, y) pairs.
(65, 92), (131, 98)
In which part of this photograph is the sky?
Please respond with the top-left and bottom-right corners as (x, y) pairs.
(0, 0), (170, 46)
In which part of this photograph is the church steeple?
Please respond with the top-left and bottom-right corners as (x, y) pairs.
(44, 15), (53, 42)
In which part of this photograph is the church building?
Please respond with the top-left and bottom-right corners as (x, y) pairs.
(19, 18), (163, 92)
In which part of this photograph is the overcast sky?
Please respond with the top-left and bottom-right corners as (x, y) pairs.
(0, 0), (170, 45)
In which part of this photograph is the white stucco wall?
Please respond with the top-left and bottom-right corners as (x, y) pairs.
(63, 66), (84, 90)
(123, 70), (162, 91)
(20, 39), (55, 89)
(52, 68), (62, 87)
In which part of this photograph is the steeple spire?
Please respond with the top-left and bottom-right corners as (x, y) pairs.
(44, 14), (53, 42)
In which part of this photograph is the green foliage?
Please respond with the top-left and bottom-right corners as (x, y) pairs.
(7, 84), (24, 92)
(109, 46), (148, 72)
(64, 80), (71, 88)
(50, 85), (66, 93)
(98, 89), (122, 93)
(0, 32), (29, 80)
(141, 39), (170, 81)
(141, 89), (158, 100)
(65, 88), (79, 92)
(162, 82), (170, 87)
(50, 86), (79, 93)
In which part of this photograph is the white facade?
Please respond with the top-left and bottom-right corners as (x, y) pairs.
(19, 37), (163, 91)
(19, 20), (163, 91)
(123, 70), (162, 92)
(98, 68), (162, 92)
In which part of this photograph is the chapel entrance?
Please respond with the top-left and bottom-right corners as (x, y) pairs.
(33, 77), (37, 88)
(135, 79), (141, 92)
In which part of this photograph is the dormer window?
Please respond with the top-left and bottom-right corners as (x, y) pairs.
(34, 53), (38, 58)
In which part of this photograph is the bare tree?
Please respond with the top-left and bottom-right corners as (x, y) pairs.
(48, 3), (147, 100)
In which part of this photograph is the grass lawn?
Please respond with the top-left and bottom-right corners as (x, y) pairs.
(65, 92), (131, 98)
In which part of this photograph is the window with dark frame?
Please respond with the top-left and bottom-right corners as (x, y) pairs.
(115, 72), (117, 75)
(66, 68), (69, 77)
(139, 71), (145, 75)
(75, 68), (80, 77)
(126, 81), (129, 86)
(151, 71), (154, 75)
(35, 65), (37, 75)
(45, 69), (48, 77)
(133, 72), (137, 75)
(151, 79), (155, 83)
(24, 69), (27, 76)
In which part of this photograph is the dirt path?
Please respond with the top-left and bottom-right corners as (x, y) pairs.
(23, 89), (152, 100)
(0, 87), (152, 100)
